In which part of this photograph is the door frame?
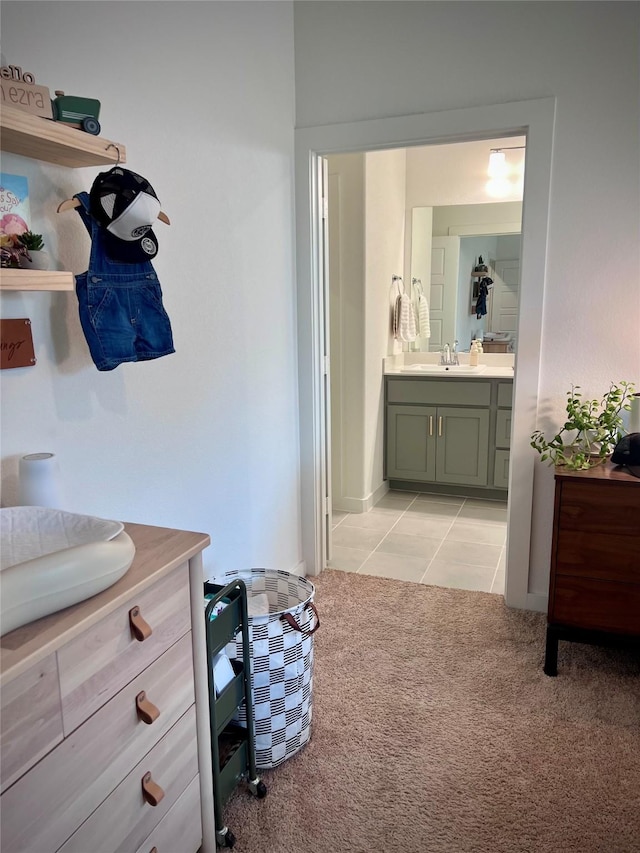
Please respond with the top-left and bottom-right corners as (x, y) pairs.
(295, 98), (555, 611)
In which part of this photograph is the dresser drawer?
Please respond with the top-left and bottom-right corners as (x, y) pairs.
(558, 481), (640, 537)
(136, 774), (202, 853)
(551, 576), (640, 635)
(556, 530), (639, 584)
(58, 562), (191, 734)
(0, 653), (63, 793)
(58, 707), (198, 853)
(386, 378), (491, 407)
(0, 633), (194, 853)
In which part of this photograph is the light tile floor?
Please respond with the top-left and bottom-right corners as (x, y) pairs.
(329, 490), (507, 594)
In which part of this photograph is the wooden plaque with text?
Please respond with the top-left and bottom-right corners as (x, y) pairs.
(0, 80), (52, 119)
(0, 318), (36, 369)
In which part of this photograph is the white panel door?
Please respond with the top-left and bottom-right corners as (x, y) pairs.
(490, 258), (520, 344)
(430, 236), (460, 351)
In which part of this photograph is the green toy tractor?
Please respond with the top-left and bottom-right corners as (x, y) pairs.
(52, 90), (101, 135)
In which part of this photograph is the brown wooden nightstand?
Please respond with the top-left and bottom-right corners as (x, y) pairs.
(544, 463), (640, 676)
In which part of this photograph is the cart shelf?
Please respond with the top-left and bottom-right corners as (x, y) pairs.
(204, 579), (267, 848)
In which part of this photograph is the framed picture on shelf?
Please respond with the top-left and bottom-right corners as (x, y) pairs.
(0, 173), (30, 238)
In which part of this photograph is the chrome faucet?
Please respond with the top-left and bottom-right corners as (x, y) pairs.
(440, 341), (460, 366)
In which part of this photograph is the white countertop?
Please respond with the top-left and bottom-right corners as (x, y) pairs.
(385, 365), (514, 379)
(383, 353), (515, 380)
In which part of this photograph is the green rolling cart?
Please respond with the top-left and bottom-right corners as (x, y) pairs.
(204, 579), (267, 849)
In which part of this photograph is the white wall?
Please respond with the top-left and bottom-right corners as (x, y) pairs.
(294, 1), (640, 595)
(328, 149), (405, 510)
(328, 153), (366, 509)
(1, 2), (300, 579)
(457, 236), (498, 347)
(364, 149), (406, 501)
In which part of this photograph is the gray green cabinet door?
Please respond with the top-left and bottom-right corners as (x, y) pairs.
(495, 409), (512, 449)
(435, 407), (490, 486)
(386, 405), (436, 481)
(494, 450), (510, 489)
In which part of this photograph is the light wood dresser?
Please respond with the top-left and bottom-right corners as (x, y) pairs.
(544, 464), (640, 676)
(0, 522), (216, 853)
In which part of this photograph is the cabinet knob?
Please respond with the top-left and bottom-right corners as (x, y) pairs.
(136, 691), (160, 725)
(129, 606), (153, 642)
(149, 848), (158, 853)
(141, 772), (165, 807)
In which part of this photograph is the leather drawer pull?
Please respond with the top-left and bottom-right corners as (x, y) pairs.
(136, 691), (160, 725)
(129, 606), (152, 641)
(141, 772), (165, 807)
(149, 849), (158, 853)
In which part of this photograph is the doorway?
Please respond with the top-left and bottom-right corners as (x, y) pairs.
(295, 98), (555, 611)
(326, 139), (522, 594)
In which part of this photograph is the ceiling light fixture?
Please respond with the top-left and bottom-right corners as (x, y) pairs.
(488, 146), (525, 177)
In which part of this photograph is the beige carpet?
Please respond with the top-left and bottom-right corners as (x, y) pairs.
(223, 570), (640, 853)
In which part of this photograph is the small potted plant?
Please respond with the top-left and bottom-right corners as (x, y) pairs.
(531, 381), (636, 470)
(17, 230), (50, 270)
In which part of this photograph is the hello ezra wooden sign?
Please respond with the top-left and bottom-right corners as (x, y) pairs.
(0, 65), (52, 119)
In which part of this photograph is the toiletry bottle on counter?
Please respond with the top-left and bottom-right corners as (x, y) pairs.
(469, 341), (479, 367)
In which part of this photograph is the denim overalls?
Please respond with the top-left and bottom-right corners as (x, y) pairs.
(74, 192), (175, 371)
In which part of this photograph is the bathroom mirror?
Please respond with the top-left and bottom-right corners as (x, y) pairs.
(409, 201), (522, 353)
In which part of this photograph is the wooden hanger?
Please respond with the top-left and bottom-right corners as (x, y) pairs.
(56, 197), (170, 225)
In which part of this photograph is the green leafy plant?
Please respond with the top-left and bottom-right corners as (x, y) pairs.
(531, 381), (636, 470)
(17, 230), (45, 251)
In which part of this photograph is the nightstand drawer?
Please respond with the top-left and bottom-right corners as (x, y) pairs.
(0, 634), (194, 853)
(551, 576), (640, 635)
(558, 481), (640, 536)
(556, 530), (639, 583)
(58, 562), (191, 734)
(58, 707), (198, 853)
(0, 653), (63, 793)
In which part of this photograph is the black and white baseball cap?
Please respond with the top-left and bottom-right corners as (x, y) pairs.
(89, 167), (160, 263)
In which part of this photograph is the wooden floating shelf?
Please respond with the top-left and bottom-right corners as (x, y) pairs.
(0, 269), (74, 292)
(0, 104), (126, 168)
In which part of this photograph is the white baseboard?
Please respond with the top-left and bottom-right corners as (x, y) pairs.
(526, 592), (547, 613)
(332, 481), (389, 515)
(369, 480), (390, 507)
(290, 560), (307, 577)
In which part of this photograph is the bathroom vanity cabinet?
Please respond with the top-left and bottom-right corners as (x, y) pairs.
(0, 522), (215, 853)
(384, 376), (512, 497)
(544, 465), (640, 676)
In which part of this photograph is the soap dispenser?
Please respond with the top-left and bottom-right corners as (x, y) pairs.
(469, 340), (479, 367)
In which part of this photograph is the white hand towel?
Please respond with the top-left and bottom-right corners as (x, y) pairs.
(418, 292), (431, 338)
(399, 292), (417, 342)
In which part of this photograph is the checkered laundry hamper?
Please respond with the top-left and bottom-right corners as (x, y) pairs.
(215, 568), (320, 769)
